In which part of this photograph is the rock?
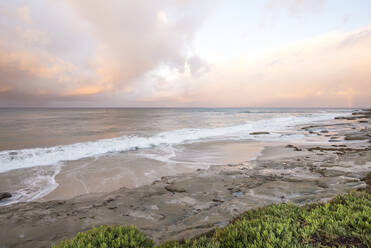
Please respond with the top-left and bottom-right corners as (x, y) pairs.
(250, 131), (270, 135)
(286, 144), (302, 151)
(232, 191), (243, 197)
(362, 172), (371, 194)
(0, 192), (12, 201)
(334, 116), (358, 120)
(165, 184), (187, 193)
(317, 168), (345, 177)
(344, 135), (369, 141)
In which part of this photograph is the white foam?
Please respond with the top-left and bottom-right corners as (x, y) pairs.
(0, 164), (61, 206)
(0, 113), (341, 173)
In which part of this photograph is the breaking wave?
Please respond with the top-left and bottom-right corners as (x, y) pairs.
(0, 113), (340, 173)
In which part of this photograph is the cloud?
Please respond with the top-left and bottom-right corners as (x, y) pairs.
(265, 0), (326, 17)
(259, 0), (327, 32)
(164, 26), (371, 107)
(66, 0), (209, 88)
(18, 6), (31, 24)
(0, 0), (213, 106)
(187, 56), (211, 77)
(0, 1), (370, 108)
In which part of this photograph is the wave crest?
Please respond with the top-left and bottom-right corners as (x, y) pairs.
(0, 113), (340, 173)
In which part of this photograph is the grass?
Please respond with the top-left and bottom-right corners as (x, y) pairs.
(52, 191), (371, 248)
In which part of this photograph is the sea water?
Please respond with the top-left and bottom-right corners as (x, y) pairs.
(0, 108), (352, 205)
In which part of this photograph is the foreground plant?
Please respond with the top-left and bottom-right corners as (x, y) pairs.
(53, 191), (371, 248)
(51, 225), (154, 248)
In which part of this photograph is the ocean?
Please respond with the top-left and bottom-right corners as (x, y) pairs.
(0, 108), (352, 205)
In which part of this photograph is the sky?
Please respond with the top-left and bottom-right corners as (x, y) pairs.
(0, 0), (370, 108)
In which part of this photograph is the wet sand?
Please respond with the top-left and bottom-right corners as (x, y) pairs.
(0, 110), (370, 248)
(43, 141), (265, 201)
(0, 141), (265, 204)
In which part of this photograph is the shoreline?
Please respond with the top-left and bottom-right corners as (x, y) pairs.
(42, 141), (266, 202)
(0, 109), (370, 248)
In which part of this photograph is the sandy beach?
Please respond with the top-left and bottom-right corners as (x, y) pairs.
(0, 109), (370, 248)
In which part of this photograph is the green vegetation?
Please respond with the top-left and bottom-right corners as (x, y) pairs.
(53, 192), (371, 248)
(51, 225), (154, 248)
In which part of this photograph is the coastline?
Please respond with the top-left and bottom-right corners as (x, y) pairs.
(42, 141), (265, 201)
(0, 109), (370, 248)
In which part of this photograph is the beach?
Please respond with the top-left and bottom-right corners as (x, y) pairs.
(0, 108), (345, 205)
(0, 109), (370, 247)
(1, 1), (371, 246)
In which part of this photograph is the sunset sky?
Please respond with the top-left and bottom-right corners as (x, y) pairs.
(0, 0), (370, 107)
